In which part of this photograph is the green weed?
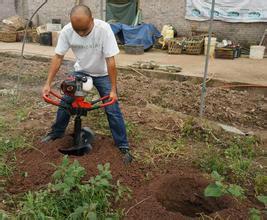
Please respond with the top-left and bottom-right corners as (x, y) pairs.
(0, 117), (9, 132)
(204, 171), (245, 199)
(0, 136), (26, 177)
(181, 118), (216, 143)
(125, 121), (143, 143)
(17, 156), (131, 220)
(254, 174), (267, 195)
(249, 208), (261, 220)
(134, 138), (184, 165)
(248, 196), (267, 220)
(16, 109), (29, 122)
(198, 136), (258, 185)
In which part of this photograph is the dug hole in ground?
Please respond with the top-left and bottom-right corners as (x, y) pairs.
(0, 52), (266, 219)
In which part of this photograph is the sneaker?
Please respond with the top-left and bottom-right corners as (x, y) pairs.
(41, 132), (64, 143)
(119, 148), (133, 164)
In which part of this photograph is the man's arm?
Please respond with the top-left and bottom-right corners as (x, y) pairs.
(42, 54), (64, 95)
(106, 56), (118, 100)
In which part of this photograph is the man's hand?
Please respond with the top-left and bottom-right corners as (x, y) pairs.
(109, 89), (118, 101)
(42, 83), (51, 96)
(42, 54), (64, 96)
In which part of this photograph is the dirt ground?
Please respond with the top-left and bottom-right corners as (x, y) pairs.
(0, 53), (266, 219)
(7, 136), (250, 220)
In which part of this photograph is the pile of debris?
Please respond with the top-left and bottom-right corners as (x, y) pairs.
(129, 61), (182, 73)
(0, 16), (37, 43)
(0, 15), (62, 46)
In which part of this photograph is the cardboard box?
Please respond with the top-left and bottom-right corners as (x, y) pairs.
(46, 23), (62, 32)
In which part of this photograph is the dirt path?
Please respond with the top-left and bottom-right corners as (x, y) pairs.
(1, 42), (267, 85)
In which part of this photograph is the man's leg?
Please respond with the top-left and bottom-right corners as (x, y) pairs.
(42, 95), (74, 143)
(93, 75), (132, 163)
(93, 76), (129, 148)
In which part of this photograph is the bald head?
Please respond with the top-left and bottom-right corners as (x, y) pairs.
(70, 5), (94, 37)
(70, 5), (92, 18)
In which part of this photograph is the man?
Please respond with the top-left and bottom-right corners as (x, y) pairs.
(42, 5), (132, 164)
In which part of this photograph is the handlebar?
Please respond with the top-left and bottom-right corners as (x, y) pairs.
(43, 91), (116, 111)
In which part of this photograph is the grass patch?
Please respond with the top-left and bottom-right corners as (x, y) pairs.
(125, 121), (143, 143)
(197, 136), (260, 185)
(0, 136), (26, 177)
(134, 138), (185, 165)
(16, 109), (29, 122)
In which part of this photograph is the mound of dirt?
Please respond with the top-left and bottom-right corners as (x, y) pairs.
(7, 135), (146, 194)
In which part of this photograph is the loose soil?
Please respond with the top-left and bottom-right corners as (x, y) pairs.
(1, 53), (265, 219)
(7, 135), (249, 219)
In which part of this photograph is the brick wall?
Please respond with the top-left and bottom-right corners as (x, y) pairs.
(14, 0), (267, 46)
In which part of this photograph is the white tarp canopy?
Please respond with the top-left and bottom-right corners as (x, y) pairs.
(186, 0), (267, 23)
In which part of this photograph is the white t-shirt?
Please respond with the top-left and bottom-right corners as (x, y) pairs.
(55, 19), (120, 77)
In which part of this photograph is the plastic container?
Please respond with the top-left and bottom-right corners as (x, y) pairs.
(82, 77), (93, 92)
(249, 46), (265, 59)
(205, 37), (217, 57)
(161, 25), (174, 40)
(40, 32), (52, 46)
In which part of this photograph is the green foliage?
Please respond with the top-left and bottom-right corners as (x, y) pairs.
(254, 174), (267, 195)
(257, 195), (267, 207)
(0, 136), (25, 177)
(198, 145), (227, 175)
(16, 109), (29, 122)
(181, 118), (213, 142)
(0, 212), (9, 220)
(17, 156), (131, 220)
(0, 117), (9, 132)
(125, 121), (143, 143)
(249, 208), (261, 220)
(198, 136), (258, 184)
(204, 171), (245, 199)
(224, 136), (256, 182)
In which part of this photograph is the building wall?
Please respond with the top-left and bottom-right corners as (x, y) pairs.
(15, 0), (104, 26)
(0, 0), (16, 21)
(140, 0), (267, 46)
(12, 0), (267, 46)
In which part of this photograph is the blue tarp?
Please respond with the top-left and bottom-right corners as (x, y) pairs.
(110, 23), (161, 50)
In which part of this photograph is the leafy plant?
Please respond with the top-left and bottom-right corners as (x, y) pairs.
(17, 156), (131, 220)
(249, 208), (261, 220)
(198, 145), (227, 175)
(257, 195), (267, 207)
(0, 212), (9, 220)
(204, 171), (245, 199)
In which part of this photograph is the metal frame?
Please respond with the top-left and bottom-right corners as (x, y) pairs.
(199, 0), (216, 117)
